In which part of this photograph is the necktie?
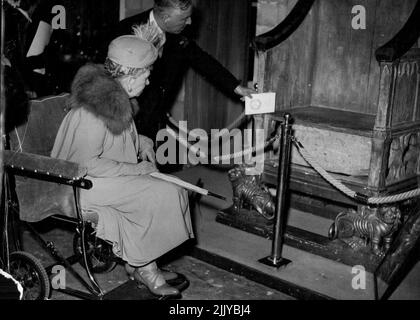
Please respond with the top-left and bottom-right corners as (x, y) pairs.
(154, 33), (165, 57)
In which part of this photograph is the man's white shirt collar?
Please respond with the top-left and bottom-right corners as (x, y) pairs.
(150, 11), (165, 37)
(16, 7), (32, 23)
(149, 10), (166, 56)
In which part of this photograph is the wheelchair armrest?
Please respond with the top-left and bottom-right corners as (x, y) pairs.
(2, 150), (92, 189)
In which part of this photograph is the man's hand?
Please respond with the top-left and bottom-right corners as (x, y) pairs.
(234, 85), (257, 101)
(25, 91), (38, 99)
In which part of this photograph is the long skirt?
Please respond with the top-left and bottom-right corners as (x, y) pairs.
(80, 175), (194, 266)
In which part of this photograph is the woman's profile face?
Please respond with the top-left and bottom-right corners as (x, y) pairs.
(122, 69), (151, 97)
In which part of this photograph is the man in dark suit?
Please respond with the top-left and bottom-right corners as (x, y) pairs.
(4, 0), (55, 97)
(112, 0), (256, 141)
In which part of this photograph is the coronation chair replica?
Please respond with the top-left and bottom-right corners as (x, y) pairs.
(1, 94), (188, 300)
(218, 0), (420, 299)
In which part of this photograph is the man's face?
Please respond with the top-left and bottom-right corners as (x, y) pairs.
(163, 6), (193, 34)
(7, 0), (21, 7)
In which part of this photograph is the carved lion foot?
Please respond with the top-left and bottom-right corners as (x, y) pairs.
(342, 237), (367, 251)
(372, 242), (386, 258)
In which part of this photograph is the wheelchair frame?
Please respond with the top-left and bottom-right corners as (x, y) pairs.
(1, 149), (106, 300)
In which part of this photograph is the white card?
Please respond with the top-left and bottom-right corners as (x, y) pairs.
(26, 21), (53, 58)
(245, 92), (276, 115)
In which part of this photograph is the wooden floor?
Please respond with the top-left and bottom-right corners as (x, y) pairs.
(21, 226), (292, 300)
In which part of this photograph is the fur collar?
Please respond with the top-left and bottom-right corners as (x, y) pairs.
(68, 63), (139, 135)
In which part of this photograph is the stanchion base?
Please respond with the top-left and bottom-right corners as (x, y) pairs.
(258, 256), (292, 269)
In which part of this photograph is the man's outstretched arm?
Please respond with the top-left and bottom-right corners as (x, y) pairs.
(185, 39), (256, 100)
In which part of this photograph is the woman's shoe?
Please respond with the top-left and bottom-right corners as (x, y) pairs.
(125, 263), (178, 281)
(158, 269), (178, 281)
(126, 262), (180, 297)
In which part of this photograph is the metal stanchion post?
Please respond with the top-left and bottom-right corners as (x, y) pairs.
(259, 114), (292, 268)
(1, 0), (8, 270)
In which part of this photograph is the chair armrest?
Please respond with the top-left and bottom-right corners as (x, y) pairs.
(2, 150), (92, 189)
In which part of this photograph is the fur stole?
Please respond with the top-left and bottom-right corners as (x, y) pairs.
(68, 63), (139, 135)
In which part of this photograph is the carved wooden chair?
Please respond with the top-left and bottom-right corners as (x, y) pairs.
(218, 0), (420, 299)
(255, 0), (420, 209)
(259, 0), (420, 296)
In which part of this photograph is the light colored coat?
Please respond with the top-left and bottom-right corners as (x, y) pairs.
(51, 64), (193, 266)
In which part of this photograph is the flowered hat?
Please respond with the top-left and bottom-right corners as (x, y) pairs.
(105, 35), (158, 78)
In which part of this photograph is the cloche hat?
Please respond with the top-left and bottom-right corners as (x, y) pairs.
(107, 35), (158, 69)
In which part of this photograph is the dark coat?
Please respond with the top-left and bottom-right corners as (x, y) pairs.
(110, 9), (241, 139)
(3, 0), (56, 95)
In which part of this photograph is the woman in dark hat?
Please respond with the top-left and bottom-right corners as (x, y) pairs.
(51, 35), (194, 298)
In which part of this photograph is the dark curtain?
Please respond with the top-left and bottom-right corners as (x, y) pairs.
(46, 0), (120, 94)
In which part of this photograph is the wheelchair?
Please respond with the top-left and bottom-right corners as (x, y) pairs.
(1, 94), (188, 300)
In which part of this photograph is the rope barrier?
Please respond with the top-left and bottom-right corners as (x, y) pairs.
(165, 126), (208, 161)
(166, 112), (250, 141)
(165, 124), (279, 163)
(213, 135), (278, 162)
(212, 112), (249, 138)
(165, 114), (420, 205)
(292, 137), (420, 205)
(368, 189), (420, 205)
(166, 114), (278, 162)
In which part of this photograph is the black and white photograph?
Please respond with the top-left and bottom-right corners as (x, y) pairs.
(0, 0), (419, 306)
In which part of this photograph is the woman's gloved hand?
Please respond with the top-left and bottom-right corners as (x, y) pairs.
(139, 147), (156, 166)
(138, 135), (156, 166)
(136, 161), (158, 175)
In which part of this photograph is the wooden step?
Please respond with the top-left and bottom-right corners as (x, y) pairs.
(174, 165), (420, 300)
(216, 207), (381, 273)
(193, 205), (375, 300)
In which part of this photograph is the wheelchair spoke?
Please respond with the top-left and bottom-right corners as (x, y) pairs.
(9, 252), (50, 300)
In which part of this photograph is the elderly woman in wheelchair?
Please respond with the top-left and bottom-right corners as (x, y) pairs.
(50, 35), (194, 298)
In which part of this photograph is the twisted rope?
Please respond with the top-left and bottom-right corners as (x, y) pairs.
(166, 124), (278, 163)
(166, 112), (250, 141)
(213, 135), (278, 162)
(368, 189), (420, 204)
(212, 112), (249, 139)
(292, 137), (420, 205)
(166, 114), (277, 162)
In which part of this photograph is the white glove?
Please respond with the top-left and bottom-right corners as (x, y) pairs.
(138, 135), (156, 166)
(135, 161), (158, 175)
(139, 147), (156, 166)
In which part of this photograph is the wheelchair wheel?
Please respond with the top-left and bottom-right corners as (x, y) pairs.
(73, 230), (117, 274)
(9, 251), (50, 300)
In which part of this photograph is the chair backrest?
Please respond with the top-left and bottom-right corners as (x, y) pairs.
(260, 0), (418, 115)
(7, 94), (79, 223)
(8, 93), (70, 155)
